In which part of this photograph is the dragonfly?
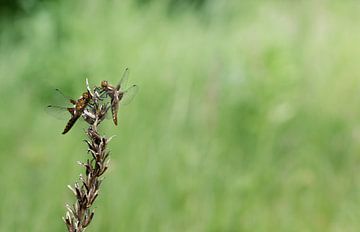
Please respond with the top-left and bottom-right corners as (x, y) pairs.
(47, 89), (92, 134)
(99, 68), (139, 126)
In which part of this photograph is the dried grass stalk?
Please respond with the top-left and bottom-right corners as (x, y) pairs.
(63, 83), (113, 232)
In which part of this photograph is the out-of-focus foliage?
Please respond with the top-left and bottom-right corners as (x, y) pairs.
(0, 0), (52, 17)
(0, 0), (28, 15)
(1, 0), (360, 231)
(136, 0), (207, 12)
(0, 0), (207, 19)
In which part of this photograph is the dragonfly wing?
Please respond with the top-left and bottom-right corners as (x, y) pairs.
(116, 68), (129, 90)
(45, 105), (72, 120)
(120, 84), (139, 105)
(55, 89), (76, 104)
(105, 106), (112, 119)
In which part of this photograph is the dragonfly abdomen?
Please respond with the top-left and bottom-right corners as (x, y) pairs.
(62, 114), (81, 134)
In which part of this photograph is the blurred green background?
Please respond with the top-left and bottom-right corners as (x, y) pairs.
(1, 0), (360, 231)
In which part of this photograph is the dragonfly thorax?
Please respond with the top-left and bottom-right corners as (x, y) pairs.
(82, 91), (91, 99)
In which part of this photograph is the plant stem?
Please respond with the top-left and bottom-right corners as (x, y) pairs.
(63, 101), (111, 232)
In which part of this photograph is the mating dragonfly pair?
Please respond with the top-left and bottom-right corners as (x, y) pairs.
(47, 68), (138, 134)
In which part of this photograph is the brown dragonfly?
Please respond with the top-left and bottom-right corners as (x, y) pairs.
(47, 89), (92, 134)
(99, 68), (139, 125)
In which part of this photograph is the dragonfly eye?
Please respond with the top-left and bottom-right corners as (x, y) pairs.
(101, 80), (108, 88)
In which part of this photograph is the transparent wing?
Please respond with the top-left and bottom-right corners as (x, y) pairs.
(45, 105), (71, 120)
(116, 68), (129, 90)
(54, 88), (75, 104)
(105, 108), (112, 119)
(120, 84), (139, 105)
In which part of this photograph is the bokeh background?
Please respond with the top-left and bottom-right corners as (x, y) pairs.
(1, 0), (360, 231)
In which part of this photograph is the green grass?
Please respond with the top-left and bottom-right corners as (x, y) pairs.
(1, 1), (360, 231)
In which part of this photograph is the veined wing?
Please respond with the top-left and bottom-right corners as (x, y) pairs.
(45, 105), (72, 120)
(46, 88), (76, 120)
(54, 88), (76, 104)
(120, 84), (139, 105)
(116, 68), (129, 90)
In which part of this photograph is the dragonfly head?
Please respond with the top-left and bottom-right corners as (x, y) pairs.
(101, 80), (109, 88)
